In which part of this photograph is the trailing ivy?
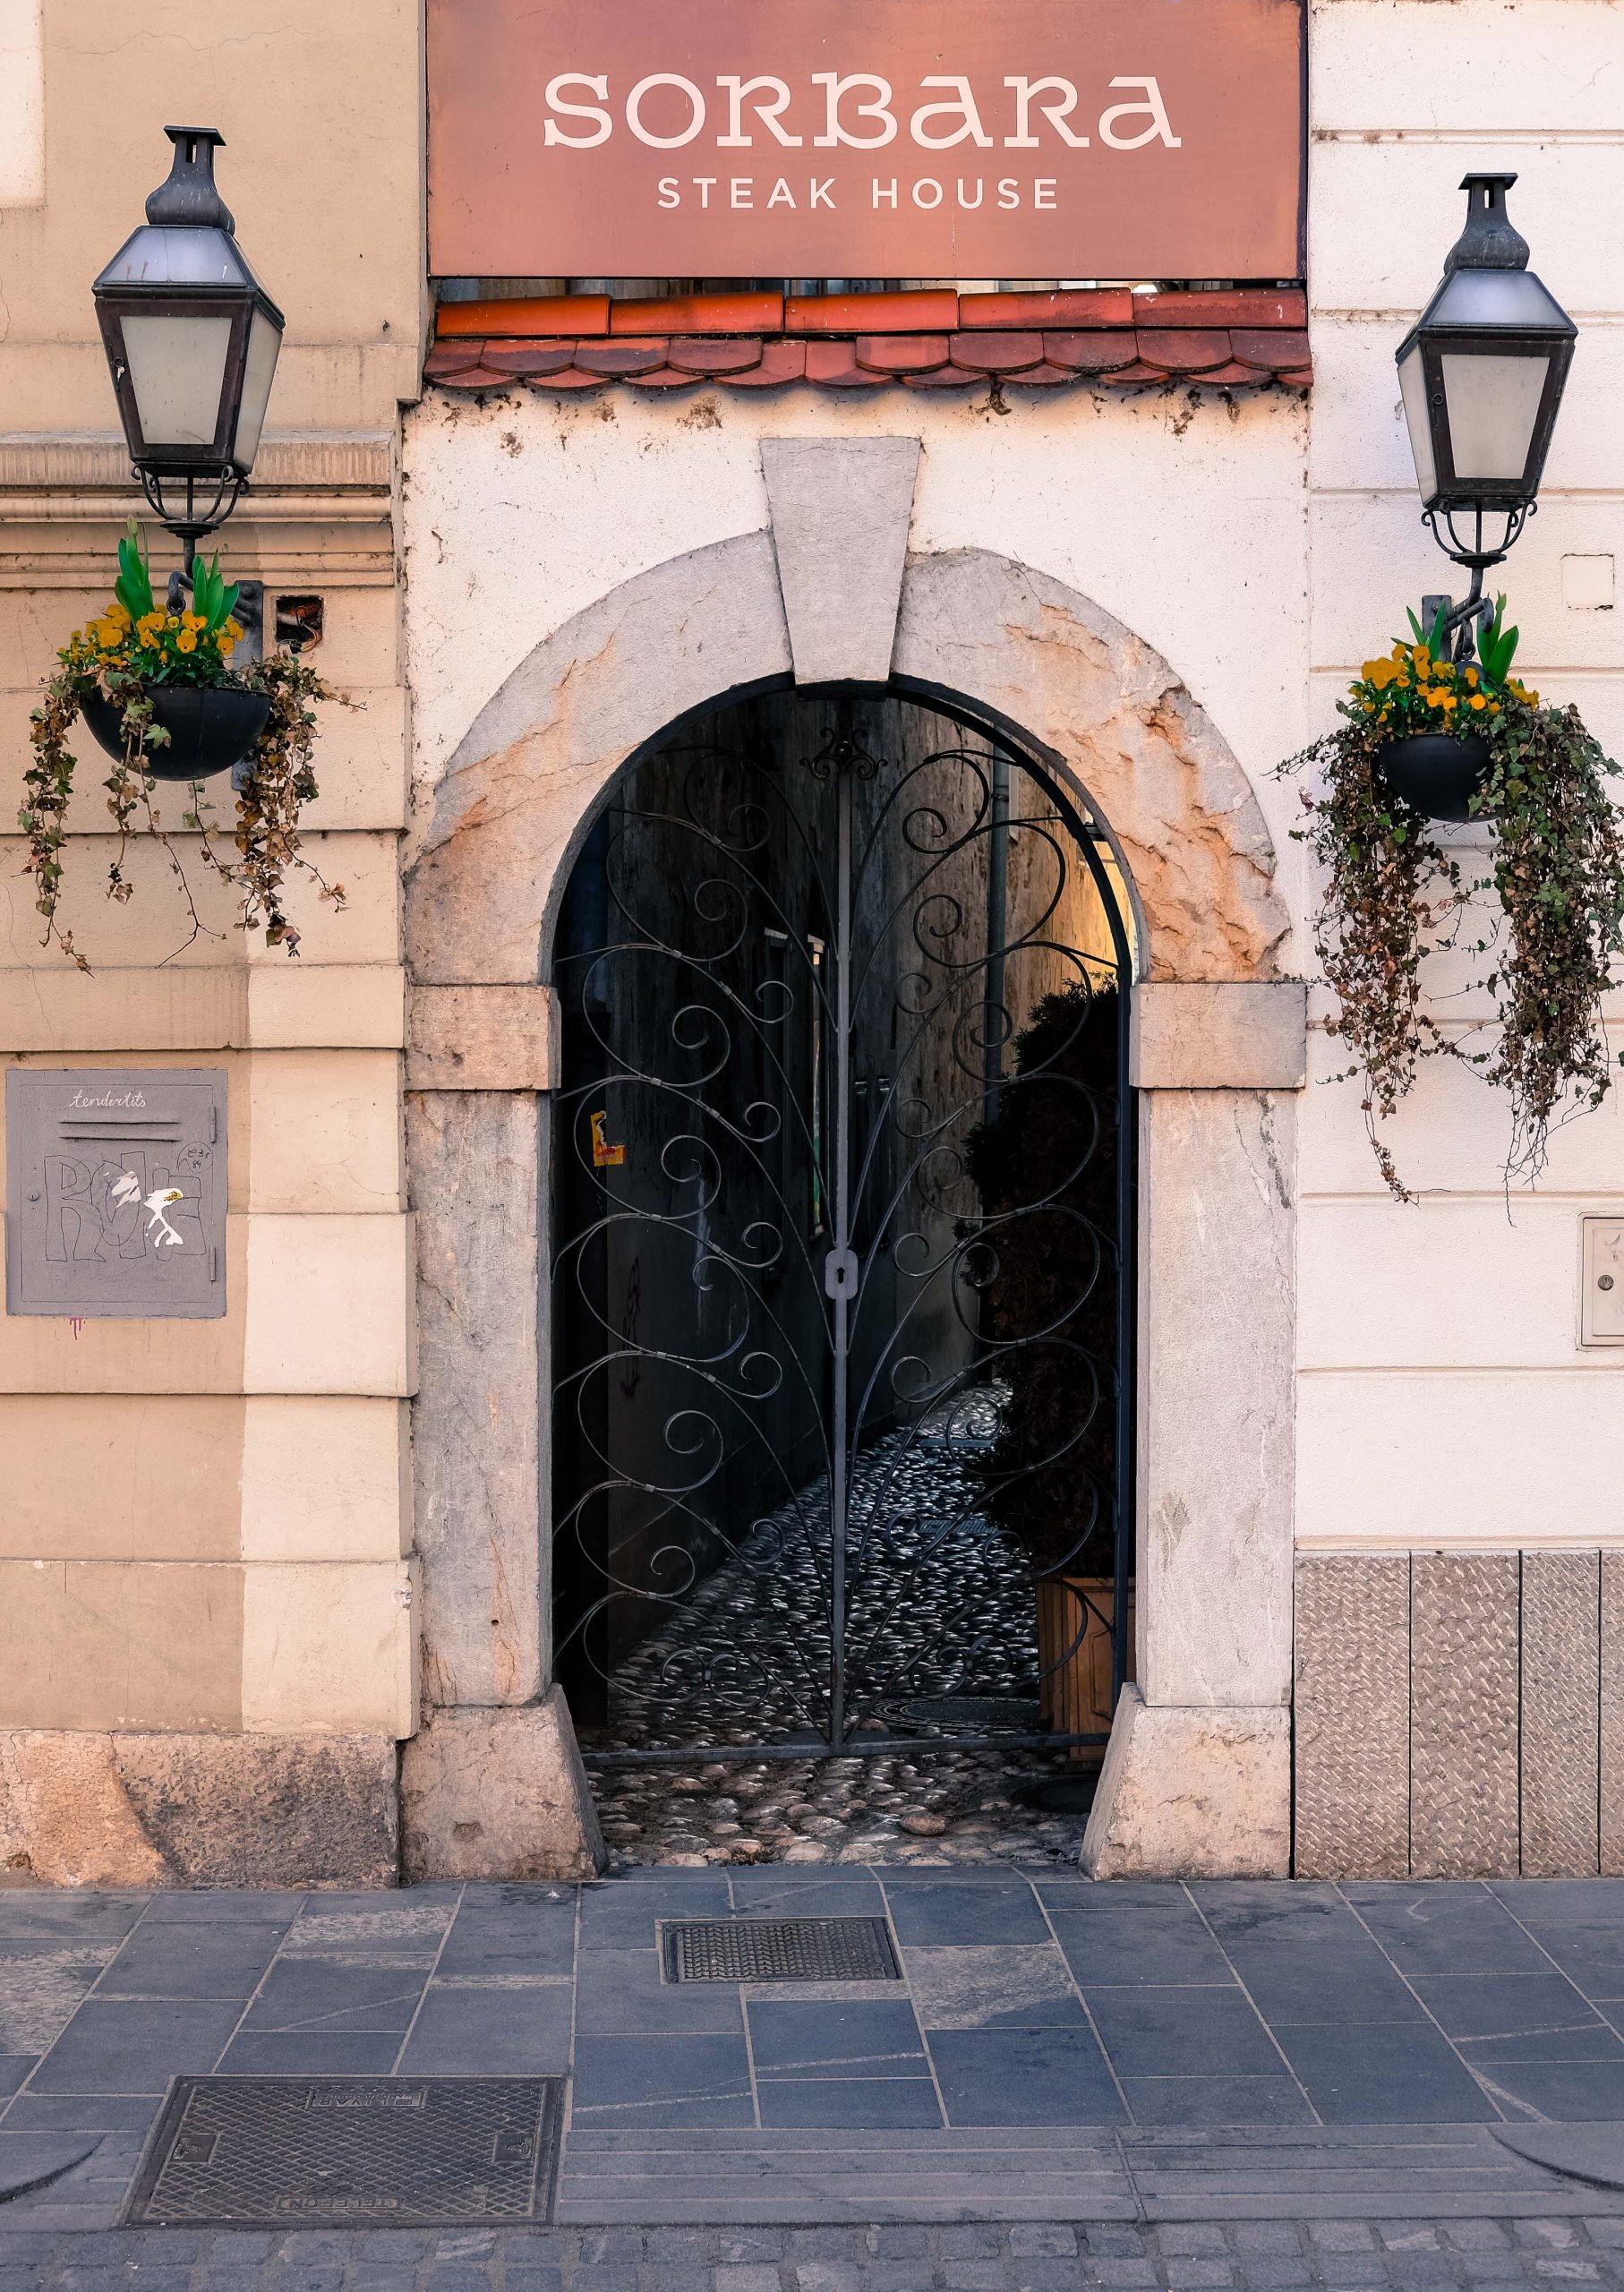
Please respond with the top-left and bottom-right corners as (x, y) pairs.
(1281, 611), (1624, 1197)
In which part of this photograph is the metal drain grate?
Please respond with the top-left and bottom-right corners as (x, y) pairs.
(121, 2076), (564, 2228)
(660, 1916), (901, 1983)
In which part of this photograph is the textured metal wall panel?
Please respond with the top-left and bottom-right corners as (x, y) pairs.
(1293, 1552), (1410, 1877)
(4, 1067), (227, 1318)
(1521, 1551), (1600, 1877)
(1602, 1554), (1624, 1875)
(1411, 1552), (1520, 1877)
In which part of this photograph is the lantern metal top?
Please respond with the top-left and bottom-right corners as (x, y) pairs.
(92, 127), (281, 315)
(1400, 173), (1577, 348)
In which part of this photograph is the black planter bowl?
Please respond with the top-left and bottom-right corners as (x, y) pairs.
(1378, 731), (1492, 825)
(80, 685), (270, 783)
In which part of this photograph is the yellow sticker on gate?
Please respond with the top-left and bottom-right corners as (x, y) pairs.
(590, 1109), (626, 1167)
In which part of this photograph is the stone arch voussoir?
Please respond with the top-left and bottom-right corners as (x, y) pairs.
(405, 535), (1288, 988)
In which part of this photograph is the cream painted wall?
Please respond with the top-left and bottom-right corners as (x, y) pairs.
(400, 0), (1624, 1566)
(0, 1), (424, 1748)
(0, 0), (424, 432)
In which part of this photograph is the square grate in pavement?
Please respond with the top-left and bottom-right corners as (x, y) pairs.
(120, 2076), (564, 2228)
(660, 1915), (902, 1983)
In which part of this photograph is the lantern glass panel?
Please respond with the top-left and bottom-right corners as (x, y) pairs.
(1397, 344), (1437, 504)
(1440, 350), (1551, 483)
(120, 312), (233, 448)
(232, 307), (281, 470)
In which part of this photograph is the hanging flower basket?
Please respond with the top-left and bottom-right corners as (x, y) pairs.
(1276, 593), (1624, 1196)
(80, 684), (272, 783)
(1377, 731), (1493, 825)
(21, 520), (346, 971)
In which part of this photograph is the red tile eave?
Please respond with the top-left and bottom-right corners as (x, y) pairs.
(424, 286), (1314, 394)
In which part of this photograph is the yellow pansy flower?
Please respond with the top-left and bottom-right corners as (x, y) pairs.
(181, 611), (205, 632)
(223, 619), (243, 640)
(107, 601), (132, 630)
(1468, 693), (1487, 711)
(136, 612), (164, 644)
(1363, 657), (1399, 688)
(175, 629), (198, 654)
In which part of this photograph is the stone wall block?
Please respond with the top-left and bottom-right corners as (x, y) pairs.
(1132, 982), (1308, 1090)
(0, 1729), (398, 1888)
(399, 1689), (604, 1881)
(1602, 1553), (1624, 1875)
(406, 1089), (543, 1709)
(1411, 1551), (1520, 1877)
(1081, 1686), (1290, 1877)
(1137, 1089), (1295, 1708)
(761, 436), (920, 685)
(1294, 1552), (1410, 1878)
(1521, 1550), (1601, 1877)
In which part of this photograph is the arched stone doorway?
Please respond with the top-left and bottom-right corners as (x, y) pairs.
(548, 683), (1134, 1810)
(399, 438), (1305, 1882)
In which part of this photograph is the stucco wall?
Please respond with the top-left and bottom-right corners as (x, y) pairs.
(0, 0), (424, 1877)
(403, 0), (1624, 1604)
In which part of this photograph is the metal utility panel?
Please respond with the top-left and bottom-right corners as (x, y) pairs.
(5, 1068), (227, 1319)
(1581, 1216), (1624, 1346)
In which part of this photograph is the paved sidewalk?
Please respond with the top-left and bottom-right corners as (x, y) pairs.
(4, 1873), (1624, 2242)
(8, 2215), (1624, 2292)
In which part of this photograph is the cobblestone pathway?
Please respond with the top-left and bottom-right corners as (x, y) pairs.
(7, 2216), (1624, 2292)
(586, 1415), (1104, 1869)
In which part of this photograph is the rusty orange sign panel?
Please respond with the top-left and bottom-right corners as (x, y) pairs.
(427, 0), (1305, 283)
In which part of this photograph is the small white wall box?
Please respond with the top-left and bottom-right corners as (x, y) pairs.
(1580, 1215), (1624, 1346)
(4, 1068), (227, 1318)
(1561, 555), (1615, 611)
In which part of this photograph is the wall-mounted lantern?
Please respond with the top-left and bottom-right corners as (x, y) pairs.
(92, 126), (284, 569)
(1397, 173), (1576, 652)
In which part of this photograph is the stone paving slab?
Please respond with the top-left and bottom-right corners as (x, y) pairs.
(2, 1877), (1624, 2236)
(13, 2215), (1624, 2291)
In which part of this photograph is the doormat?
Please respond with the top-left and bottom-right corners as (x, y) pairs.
(661, 1916), (902, 1983)
(120, 2076), (564, 2228)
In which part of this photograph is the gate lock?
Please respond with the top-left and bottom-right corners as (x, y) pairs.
(823, 1246), (859, 1301)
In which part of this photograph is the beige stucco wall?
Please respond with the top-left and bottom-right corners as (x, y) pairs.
(0, 1), (424, 1771)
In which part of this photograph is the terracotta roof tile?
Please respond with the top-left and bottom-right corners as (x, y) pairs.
(959, 288), (1135, 330)
(1138, 288), (1306, 329)
(1042, 330), (1140, 372)
(529, 369), (614, 391)
(724, 339), (808, 389)
(425, 288), (1314, 397)
(1229, 327), (1312, 371)
(899, 364), (981, 389)
(1135, 329), (1233, 373)
(575, 339), (667, 376)
(855, 335), (951, 374)
(1095, 360), (1171, 386)
(950, 331), (1044, 372)
(789, 289), (958, 334)
(804, 340), (885, 387)
(482, 340), (579, 378)
(423, 339), (489, 381)
(439, 295), (609, 339)
(613, 291), (782, 336)
(665, 337), (765, 376)
(1277, 367), (1313, 389)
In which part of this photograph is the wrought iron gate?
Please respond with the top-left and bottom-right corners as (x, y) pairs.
(551, 696), (1133, 1762)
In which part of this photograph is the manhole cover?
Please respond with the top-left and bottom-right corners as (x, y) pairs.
(661, 1916), (901, 1982)
(121, 2077), (563, 2228)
